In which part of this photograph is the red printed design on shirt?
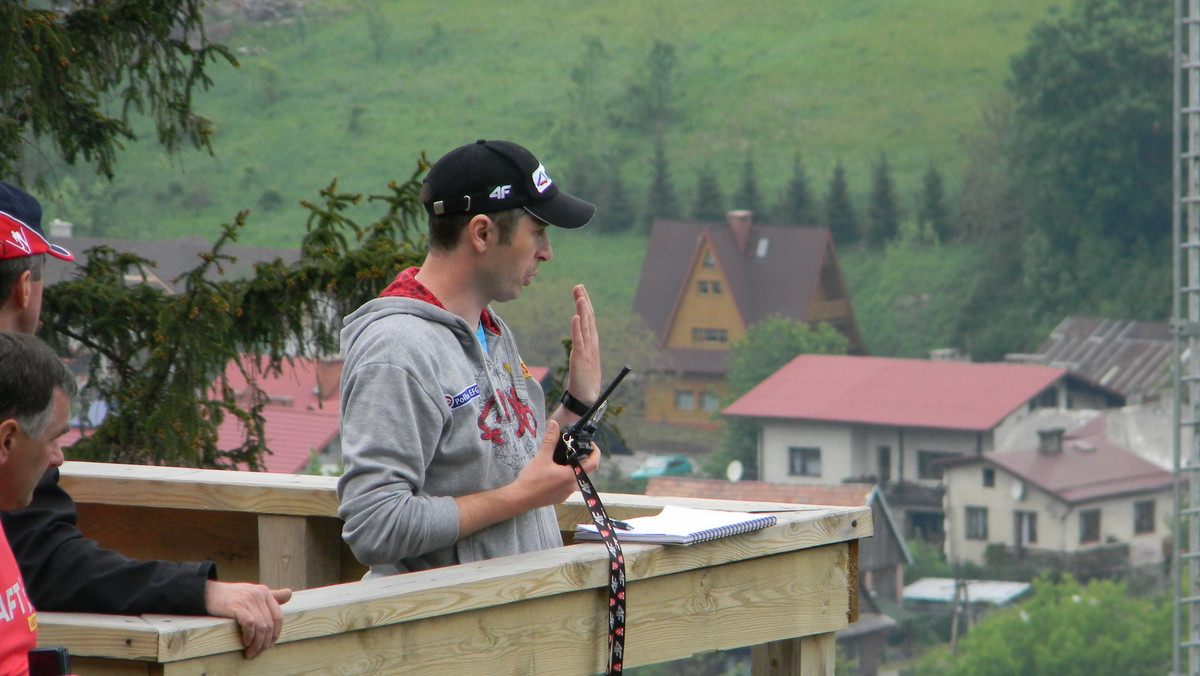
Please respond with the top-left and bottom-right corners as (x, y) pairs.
(0, 528), (35, 676)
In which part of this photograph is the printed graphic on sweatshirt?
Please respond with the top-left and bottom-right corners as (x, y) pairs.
(474, 360), (539, 471)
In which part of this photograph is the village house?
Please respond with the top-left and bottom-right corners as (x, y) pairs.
(940, 420), (1173, 571)
(632, 211), (865, 430)
(722, 354), (1125, 543)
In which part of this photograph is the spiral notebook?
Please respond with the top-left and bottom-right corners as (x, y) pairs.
(574, 505), (777, 545)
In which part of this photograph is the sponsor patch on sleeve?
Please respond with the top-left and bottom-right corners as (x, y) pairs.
(445, 384), (481, 410)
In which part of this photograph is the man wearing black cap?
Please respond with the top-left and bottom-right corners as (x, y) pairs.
(337, 140), (604, 576)
(0, 181), (291, 659)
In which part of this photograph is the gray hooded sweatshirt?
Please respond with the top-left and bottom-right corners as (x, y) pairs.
(337, 286), (562, 577)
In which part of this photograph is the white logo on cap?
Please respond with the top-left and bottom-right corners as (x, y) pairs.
(532, 164), (553, 194)
(7, 226), (31, 256)
(490, 185), (512, 201)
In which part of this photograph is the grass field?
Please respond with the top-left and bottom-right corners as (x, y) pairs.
(35, 0), (1059, 246)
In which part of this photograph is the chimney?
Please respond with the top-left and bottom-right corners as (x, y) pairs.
(49, 219), (73, 239)
(1036, 428), (1065, 455)
(726, 210), (752, 253)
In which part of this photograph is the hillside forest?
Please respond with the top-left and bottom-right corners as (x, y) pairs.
(12, 0), (1175, 366)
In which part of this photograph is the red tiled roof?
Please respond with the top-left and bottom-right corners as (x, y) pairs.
(646, 476), (876, 507)
(724, 354), (1067, 431)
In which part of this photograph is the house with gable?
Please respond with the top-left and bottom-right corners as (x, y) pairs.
(632, 210), (865, 430)
(722, 354), (1125, 543)
(940, 419), (1174, 571)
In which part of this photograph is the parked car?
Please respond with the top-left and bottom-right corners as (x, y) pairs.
(630, 454), (693, 480)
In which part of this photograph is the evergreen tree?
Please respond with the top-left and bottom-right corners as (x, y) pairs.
(917, 164), (952, 242)
(691, 162), (725, 221)
(43, 169), (429, 468)
(824, 160), (858, 245)
(598, 153), (638, 233)
(867, 152), (900, 247)
(775, 154), (817, 226)
(1, 0), (237, 179)
(643, 137), (679, 227)
(732, 153), (763, 216)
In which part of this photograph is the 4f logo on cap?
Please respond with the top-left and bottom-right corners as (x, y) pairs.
(532, 164), (553, 194)
(489, 185), (512, 201)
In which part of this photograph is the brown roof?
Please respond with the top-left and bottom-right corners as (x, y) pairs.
(1013, 317), (1172, 402)
(633, 217), (838, 348)
(951, 420), (1173, 504)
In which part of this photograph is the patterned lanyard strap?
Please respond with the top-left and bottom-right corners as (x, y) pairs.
(563, 435), (626, 676)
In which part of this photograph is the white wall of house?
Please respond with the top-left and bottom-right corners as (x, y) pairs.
(944, 463), (1171, 568)
(758, 419), (991, 486)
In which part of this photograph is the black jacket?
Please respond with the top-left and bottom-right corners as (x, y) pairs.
(0, 467), (214, 616)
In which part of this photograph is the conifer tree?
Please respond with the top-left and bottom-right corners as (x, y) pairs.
(917, 164), (952, 242)
(644, 137), (679, 227)
(824, 160), (859, 245)
(867, 152), (900, 247)
(732, 153), (763, 216)
(776, 153), (817, 226)
(1, 0), (237, 179)
(691, 162), (725, 221)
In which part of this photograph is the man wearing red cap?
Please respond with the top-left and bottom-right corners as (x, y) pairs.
(338, 140), (605, 576)
(0, 181), (290, 659)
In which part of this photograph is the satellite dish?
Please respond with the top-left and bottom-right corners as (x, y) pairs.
(1010, 480), (1026, 501)
(726, 460), (744, 483)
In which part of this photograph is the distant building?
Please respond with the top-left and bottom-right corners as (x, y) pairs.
(633, 211), (864, 430)
(722, 354), (1125, 544)
(940, 420), (1173, 570)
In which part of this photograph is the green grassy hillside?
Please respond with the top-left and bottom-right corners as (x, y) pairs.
(31, 0), (1063, 361)
(36, 0), (1058, 246)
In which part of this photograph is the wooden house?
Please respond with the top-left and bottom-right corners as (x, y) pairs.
(633, 211), (865, 430)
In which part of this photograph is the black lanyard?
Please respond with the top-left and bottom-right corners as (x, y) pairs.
(564, 436), (625, 676)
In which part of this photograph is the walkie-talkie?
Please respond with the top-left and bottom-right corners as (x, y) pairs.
(553, 365), (632, 465)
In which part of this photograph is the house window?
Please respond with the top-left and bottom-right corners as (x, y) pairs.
(877, 446), (891, 483)
(982, 468), (995, 487)
(702, 251), (716, 268)
(710, 281), (723, 294)
(1015, 510), (1037, 545)
(1079, 509), (1101, 544)
(788, 447), (822, 477)
(691, 328), (728, 344)
(698, 281), (710, 294)
(1134, 500), (1155, 534)
(917, 450), (958, 480)
(674, 390), (696, 410)
(700, 391), (720, 412)
(966, 506), (988, 540)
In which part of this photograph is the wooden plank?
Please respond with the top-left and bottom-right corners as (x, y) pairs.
(134, 544), (852, 675)
(37, 612), (160, 660)
(58, 462), (339, 517)
(751, 634), (836, 676)
(74, 503), (261, 584)
(257, 515), (342, 591)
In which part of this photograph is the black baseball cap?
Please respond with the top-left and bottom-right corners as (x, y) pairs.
(0, 181), (73, 262)
(423, 139), (595, 229)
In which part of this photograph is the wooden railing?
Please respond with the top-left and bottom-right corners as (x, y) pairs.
(38, 461), (872, 675)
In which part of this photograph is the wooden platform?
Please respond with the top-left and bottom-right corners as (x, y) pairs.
(39, 462), (872, 675)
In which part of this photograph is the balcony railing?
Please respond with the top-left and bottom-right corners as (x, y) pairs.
(38, 461), (872, 675)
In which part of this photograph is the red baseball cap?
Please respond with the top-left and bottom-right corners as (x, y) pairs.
(0, 182), (73, 262)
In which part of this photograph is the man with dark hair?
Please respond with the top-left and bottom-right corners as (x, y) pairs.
(0, 181), (290, 659)
(0, 331), (75, 673)
(338, 139), (604, 576)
